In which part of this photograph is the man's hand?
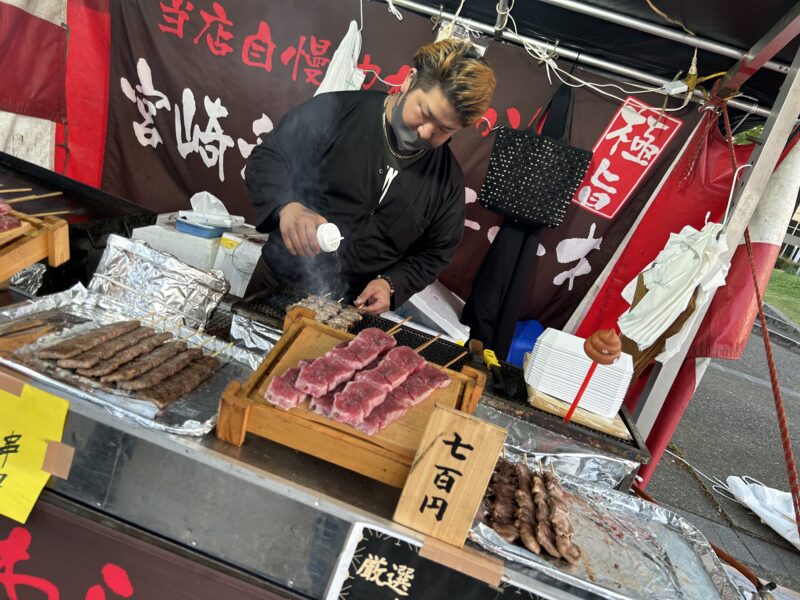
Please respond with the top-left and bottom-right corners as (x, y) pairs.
(355, 278), (392, 315)
(278, 202), (327, 257)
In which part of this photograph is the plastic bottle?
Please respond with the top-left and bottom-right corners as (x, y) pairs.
(316, 223), (343, 253)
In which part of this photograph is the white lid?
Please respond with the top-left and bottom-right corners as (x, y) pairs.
(317, 222), (343, 252)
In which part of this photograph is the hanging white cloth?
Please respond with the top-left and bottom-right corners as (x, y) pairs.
(315, 20), (365, 96)
(617, 219), (729, 359)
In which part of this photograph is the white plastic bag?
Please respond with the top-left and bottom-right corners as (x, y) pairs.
(727, 476), (800, 551)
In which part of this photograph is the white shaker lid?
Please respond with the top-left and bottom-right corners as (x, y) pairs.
(317, 222), (343, 252)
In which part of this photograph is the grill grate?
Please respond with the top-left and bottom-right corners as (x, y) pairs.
(232, 287), (308, 329)
(232, 288), (469, 371)
(352, 315), (468, 371)
(205, 308), (234, 341)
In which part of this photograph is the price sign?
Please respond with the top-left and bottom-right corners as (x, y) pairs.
(394, 404), (507, 547)
(0, 370), (70, 523)
(326, 524), (552, 600)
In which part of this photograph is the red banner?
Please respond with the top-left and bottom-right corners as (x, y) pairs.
(0, 4), (67, 122)
(573, 98), (683, 220)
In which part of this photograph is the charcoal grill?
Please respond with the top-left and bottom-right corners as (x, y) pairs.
(231, 287), (469, 371)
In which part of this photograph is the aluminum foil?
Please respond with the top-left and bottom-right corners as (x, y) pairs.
(0, 284), (259, 435)
(475, 404), (639, 489)
(230, 313), (280, 354)
(471, 463), (742, 600)
(87, 234), (228, 331)
(10, 263), (46, 295)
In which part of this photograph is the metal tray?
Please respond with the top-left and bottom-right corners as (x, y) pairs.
(470, 464), (742, 600)
(0, 285), (257, 436)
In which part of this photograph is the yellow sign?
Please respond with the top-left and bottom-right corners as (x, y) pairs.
(0, 384), (69, 523)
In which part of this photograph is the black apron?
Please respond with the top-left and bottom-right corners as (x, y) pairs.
(462, 85), (575, 357)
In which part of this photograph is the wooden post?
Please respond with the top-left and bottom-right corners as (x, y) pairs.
(216, 382), (251, 446)
(44, 217), (69, 266)
(393, 404), (506, 547)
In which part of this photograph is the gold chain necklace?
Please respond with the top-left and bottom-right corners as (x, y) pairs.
(382, 112), (427, 161)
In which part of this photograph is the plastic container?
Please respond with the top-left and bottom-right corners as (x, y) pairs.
(506, 319), (545, 367)
(175, 217), (230, 238)
(317, 222), (343, 252)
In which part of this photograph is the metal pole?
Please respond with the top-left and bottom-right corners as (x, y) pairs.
(535, 0), (790, 75)
(722, 3), (800, 95)
(387, 0), (771, 117)
(634, 42), (800, 438)
(493, 0), (509, 40)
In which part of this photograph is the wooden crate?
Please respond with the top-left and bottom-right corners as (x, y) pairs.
(0, 210), (69, 282)
(217, 311), (486, 488)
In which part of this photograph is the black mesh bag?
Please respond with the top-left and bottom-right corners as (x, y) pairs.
(478, 84), (592, 228)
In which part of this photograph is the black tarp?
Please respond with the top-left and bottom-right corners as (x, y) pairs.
(409, 0), (797, 108)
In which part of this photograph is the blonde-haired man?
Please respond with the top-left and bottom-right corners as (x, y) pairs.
(246, 40), (496, 313)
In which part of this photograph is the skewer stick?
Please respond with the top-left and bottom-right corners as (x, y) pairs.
(442, 351), (468, 369)
(198, 336), (215, 350)
(0, 188), (32, 194)
(386, 316), (412, 336)
(211, 341), (235, 357)
(336, 297), (344, 304)
(322, 292), (332, 299)
(26, 210), (71, 218)
(6, 191), (63, 204)
(413, 333), (442, 353)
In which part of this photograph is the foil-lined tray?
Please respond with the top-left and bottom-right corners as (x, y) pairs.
(0, 284), (259, 436)
(475, 404), (639, 488)
(87, 234), (228, 331)
(229, 313), (281, 353)
(470, 459), (742, 600)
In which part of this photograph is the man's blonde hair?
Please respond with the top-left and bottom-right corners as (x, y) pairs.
(412, 39), (496, 127)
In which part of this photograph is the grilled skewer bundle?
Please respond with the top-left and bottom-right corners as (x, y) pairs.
(33, 320), (221, 409)
(289, 294), (363, 331)
(482, 457), (582, 565)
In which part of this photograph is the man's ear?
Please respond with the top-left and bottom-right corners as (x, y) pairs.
(400, 68), (417, 93)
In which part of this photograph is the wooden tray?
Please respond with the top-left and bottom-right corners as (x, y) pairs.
(0, 210), (69, 281)
(217, 311), (486, 487)
(523, 352), (632, 441)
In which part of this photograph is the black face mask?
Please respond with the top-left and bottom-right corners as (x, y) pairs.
(390, 91), (433, 153)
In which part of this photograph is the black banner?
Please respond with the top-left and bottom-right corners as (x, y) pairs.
(103, 0), (700, 328)
(329, 525), (547, 599)
(0, 500), (281, 599)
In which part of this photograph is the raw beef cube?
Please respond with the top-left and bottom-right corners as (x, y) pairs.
(356, 328), (397, 353)
(309, 390), (336, 417)
(386, 384), (416, 408)
(327, 346), (362, 369)
(0, 213), (21, 232)
(309, 378), (346, 417)
(0, 200), (11, 216)
(410, 364), (451, 389)
(359, 396), (409, 434)
(340, 340), (377, 366)
(296, 356), (352, 398)
(265, 367), (307, 410)
(355, 416), (382, 436)
(332, 381), (385, 425)
(330, 393), (366, 426)
(403, 376), (437, 405)
(327, 355), (356, 387)
(295, 362), (330, 398)
(353, 368), (392, 392)
(384, 346), (425, 371)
